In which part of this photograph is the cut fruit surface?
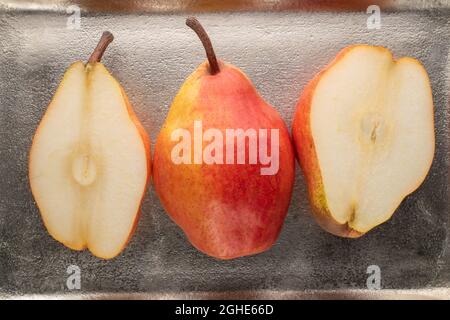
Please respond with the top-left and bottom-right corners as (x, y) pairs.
(293, 45), (435, 236)
(29, 60), (150, 259)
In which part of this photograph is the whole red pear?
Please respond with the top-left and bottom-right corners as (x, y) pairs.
(153, 17), (295, 259)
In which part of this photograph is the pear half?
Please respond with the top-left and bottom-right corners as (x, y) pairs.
(29, 32), (151, 258)
(292, 45), (435, 237)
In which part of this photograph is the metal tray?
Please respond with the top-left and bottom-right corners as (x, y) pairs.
(0, 0), (449, 299)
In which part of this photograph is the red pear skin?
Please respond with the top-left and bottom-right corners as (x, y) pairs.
(153, 25), (295, 260)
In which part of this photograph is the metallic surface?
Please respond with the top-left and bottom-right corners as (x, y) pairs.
(0, 1), (449, 299)
(2, 0), (450, 13)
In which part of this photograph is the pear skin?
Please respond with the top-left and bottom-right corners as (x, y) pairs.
(153, 18), (295, 259)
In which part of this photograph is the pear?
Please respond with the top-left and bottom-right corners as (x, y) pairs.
(29, 32), (151, 259)
(292, 45), (435, 237)
(153, 17), (295, 260)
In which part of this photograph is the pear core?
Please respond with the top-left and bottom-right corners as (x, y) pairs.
(71, 153), (97, 186)
(359, 112), (387, 145)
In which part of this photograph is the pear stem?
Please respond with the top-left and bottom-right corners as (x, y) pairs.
(186, 17), (220, 75)
(88, 31), (114, 63)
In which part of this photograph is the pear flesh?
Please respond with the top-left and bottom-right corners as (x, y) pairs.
(29, 62), (150, 259)
(293, 45), (435, 236)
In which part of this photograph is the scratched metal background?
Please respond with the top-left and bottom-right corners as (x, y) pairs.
(0, 0), (449, 299)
